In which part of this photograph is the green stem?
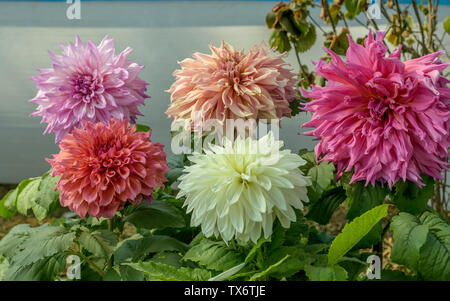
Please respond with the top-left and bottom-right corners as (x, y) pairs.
(293, 43), (309, 85)
(393, 0), (405, 48)
(256, 247), (264, 270)
(340, 12), (350, 31)
(411, 0), (427, 54)
(322, 0), (337, 35)
(379, 0), (390, 20)
(107, 219), (115, 270)
(309, 15), (326, 34)
(354, 17), (369, 29)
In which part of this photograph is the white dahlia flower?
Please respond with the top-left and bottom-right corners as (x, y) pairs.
(177, 132), (311, 243)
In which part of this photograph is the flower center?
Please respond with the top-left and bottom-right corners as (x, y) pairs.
(72, 74), (103, 103)
(240, 172), (250, 182)
(93, 140), (131, 171)
(368, 98), (389, 122)
(217, 59), (241, 82)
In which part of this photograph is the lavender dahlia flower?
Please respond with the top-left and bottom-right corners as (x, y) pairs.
(302, 31), (449, 188)
(30, 35), (150, 142)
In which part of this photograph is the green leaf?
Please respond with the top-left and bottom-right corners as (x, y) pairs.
(133, 235), (189, 261)
(3, 187), (18, 211)
(0, 255), (9, 280)
(346, 182), (386, 220)
(444, 15), (450, 34)
(103, 267), (122, 281)
(307, 160), (335, 191)
(417, 212), (450, 280)
(152, 251), (183, 268)
(77, 228), (118, 259)
(32, 170), (61, 220)
(3, 252), (67, 281)
(263, 246), (311, 279)
(344, 0), (361, 19)
(104, 265), (146, 281)
(339, 255), (369, 281)
(0, 224), (38, 258)
(16, 178), (40, 215)
(208, 263), (245, 281)
(167, 154), (185, 169)
(328, 204), (390, 266)
(280, 15), (301, 37)
(119, 265), (145, 281)
(183, 238), (244, 272)
(136, 124), (151, 132)
(390, 212), (429, 272)
(345, 182), (386, 248)
(0, 171), (61, 221)
(283, 211), (310, 246)
(265, 11), (277, 28)
(126, 261), (211, 281)
(269, 30), (291, 53)
(288, 98), (303, 117)
(115, 234), (189, 264)
(306, 186), (346, 225)
(114, 235), (141, 264)
(0, 189), (17, 219)
(305, 264), (348, 281)
(124, 200), (185, 230)
(7, 224), (75, 266)
(166, 154), (186, 185)
(391, 211), (450, 280)
(294, 23), (317, 53)
(166, 168), (184, 184)
(391, 176), (434, 215)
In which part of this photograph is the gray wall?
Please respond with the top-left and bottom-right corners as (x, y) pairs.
(0, 1), (448, 183)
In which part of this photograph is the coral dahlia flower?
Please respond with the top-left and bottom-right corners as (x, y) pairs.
(302, 31), (449, 187)
(166, 42), (298, 130)
(48, 119), (169, 218)
(30, 35), (150, 142)
(177, 132), (311, 243)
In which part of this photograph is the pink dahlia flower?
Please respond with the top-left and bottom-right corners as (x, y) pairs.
(48, 119), (169, 218)
(30, 35), (150, 142)
(166, 42), (298, 128)
(302, 31), (449, 187)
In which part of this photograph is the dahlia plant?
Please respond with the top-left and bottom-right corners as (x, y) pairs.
(0, 0), (449, 282)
